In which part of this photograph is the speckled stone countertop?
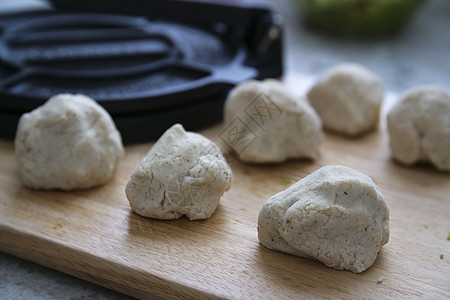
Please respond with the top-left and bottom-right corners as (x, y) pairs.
(1, 0), (449, 299)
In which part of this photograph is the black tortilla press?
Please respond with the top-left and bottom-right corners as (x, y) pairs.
(0, 0), (283, 143)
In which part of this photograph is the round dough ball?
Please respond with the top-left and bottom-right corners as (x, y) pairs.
(223, 79), (323, 163)
(258, 165), (389, 273)
(387, 85), (450, 171)
(307, 63), (384, 136)
(126, 124), (232, 220)
(15, 94), (124, 190)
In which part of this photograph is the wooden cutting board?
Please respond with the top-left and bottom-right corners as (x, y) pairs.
(0, 85), (449, 299)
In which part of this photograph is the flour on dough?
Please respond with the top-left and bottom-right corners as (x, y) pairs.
(258, 165), (389, 273)
(387, 85), (450, 171)
(307, 63), (383, 136)
(223, 79), (323, 163)
(126, 124), (232, 220)
(15, 94), (124, 190)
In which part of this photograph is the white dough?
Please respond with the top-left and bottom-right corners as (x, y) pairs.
(15, 94), (124, 190)
(307, 63), (384, 136)
(125, 124), (232, 220)
(387, 85), (450, 171)
(258, 165), (389, 273)
(223, 79), (323, 163)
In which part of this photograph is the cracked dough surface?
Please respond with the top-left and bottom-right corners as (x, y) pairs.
(258, 165), (389, 273)
(14, 94), (124, 190)
(125, 124), (232, 220)
(307, 63), (383, 136)
(387, 85), (450, 171)
(223, 79), (322, 163)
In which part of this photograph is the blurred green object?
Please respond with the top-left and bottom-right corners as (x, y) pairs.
(295, 0), (427, 36)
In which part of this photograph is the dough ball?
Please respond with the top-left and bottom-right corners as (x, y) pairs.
(223, 79), (323, 163)
(15, 94), (124, 190)
(258, 165), (389, 273)
(307, 63), (384, 136)
(387, 85), (450, 171)
(126, 124), (232, 220)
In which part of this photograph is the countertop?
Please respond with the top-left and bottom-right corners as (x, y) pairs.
(1, 0), (449, 299)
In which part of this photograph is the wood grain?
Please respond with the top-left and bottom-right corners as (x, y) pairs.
(0, 101), (449, 299)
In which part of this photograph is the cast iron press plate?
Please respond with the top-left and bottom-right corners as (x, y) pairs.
(0, 1), (283, 142)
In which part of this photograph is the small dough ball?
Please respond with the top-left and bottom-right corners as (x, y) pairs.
(126, 124), (232, 220)
(307, 63), (384, 136)
(15, 94), (124, 190)
(223, 79), (323, 163)
(258, 165), (389, 273)
(387, 85), (450, 171)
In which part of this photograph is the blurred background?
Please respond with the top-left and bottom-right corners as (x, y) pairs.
(272, 0), (449, 93)
(0, 0), (449, 299)
(1, 0), (449, 94)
